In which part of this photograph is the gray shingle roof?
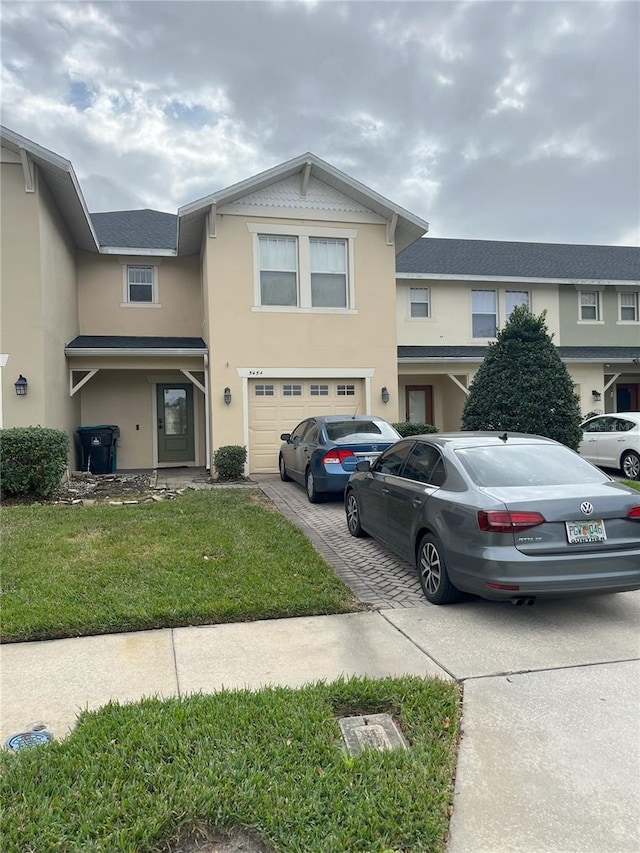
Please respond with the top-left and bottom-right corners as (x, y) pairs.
(90, 210), (177, 250)
(398, 345), (640, 361)
(396, 238), (640, 282)
(66, 336), (206, 349)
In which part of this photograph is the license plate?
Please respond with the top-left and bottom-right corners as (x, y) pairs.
(565, 519), (606, 544)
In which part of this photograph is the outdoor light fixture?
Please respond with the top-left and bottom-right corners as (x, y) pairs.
(14, 375), (28, 396)
(224, 386), (232, 405)
(592, 390), (601, 401)
(381, 386), (390, 404)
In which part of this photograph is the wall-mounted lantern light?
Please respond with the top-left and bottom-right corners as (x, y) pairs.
(224, 386), (232, 405)
(14, 375), (28, 396)
(381, 386), (390, 404)
(591, 390), (601, 401)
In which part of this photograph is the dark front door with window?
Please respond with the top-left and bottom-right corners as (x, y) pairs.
(405, 385), (433, 424)
(156, 384), (195, 463)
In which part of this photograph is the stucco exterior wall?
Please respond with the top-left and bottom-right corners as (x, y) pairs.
(558, 286), (640, 346)
(205, 213), (399, 449)
(396, 278), (561, 345)
(77, 253), (203, 337)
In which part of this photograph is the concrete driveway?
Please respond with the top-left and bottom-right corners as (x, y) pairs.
(262, 479), (640, 853)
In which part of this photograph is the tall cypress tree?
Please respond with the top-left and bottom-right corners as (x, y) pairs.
(461, 306), (584, 449)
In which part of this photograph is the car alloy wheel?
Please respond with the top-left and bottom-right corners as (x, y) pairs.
(622, 451), (640, 480)
(345, 491), (367, 538)
(417, 533), (461, 605)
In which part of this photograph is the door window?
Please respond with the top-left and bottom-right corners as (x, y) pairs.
(403, 442), (446, 486)
(373, 442), (413, 475)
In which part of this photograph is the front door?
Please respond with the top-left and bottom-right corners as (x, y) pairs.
(616, 384), (639, 412)
(405, 385), (433, 424)
(156, 384), (195, 464)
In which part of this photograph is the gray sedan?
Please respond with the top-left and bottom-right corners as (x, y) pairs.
(345, 432), (640, 605)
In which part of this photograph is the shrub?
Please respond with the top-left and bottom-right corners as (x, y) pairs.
(213, 445), (247, 481)
(461, 306), (584, 450)
(392, 422), (439, 437)
(0, 427), (69, 498)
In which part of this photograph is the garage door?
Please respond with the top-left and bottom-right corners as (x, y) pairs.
(248, 379), (365, 473)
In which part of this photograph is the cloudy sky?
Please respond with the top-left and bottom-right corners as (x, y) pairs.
(1, 1), (638, 245)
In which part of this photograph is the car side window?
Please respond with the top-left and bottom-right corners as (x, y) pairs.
(584, 418), (607, 433)
(302, 423), (319, 443)
(290, 421), (310, 442)
(402, 442), (444, 485)
(614, 419), (633, 432)
(373, 442), (412, 475)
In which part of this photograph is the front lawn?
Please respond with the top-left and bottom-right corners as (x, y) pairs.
(0, 490), (359, 643)
(0, 676), (460, 852)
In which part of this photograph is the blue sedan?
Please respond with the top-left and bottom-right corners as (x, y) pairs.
(279, 415), (401, 502)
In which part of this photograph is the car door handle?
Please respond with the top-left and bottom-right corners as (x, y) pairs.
(412, 497), (422, 507)
(382, 488), (390, 496)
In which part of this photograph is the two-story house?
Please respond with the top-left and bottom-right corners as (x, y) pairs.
(2, 126), (638, 476)
(396, 238), (640, 430)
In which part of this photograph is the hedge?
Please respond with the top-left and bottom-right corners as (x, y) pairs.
(0, 427), (69, 498)
(392, 422), (439, 437)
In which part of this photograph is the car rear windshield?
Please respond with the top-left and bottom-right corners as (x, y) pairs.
(455, 444), (610, 487)
(325, 420), (399, 443)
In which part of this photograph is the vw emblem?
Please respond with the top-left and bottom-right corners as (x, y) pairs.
(580, 501), (594, 516)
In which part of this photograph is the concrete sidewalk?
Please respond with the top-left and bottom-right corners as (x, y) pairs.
(2, 599), (639, 852)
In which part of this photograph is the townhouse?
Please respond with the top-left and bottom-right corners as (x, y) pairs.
(1, 126), (638, 475)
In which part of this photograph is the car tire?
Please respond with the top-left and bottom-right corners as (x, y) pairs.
(621, 450), (640, 480)
(417, 533), (461, 605)
(279, 455), (290, 482)
(305, 468), (322, 503)
(345, 490), (368, 538)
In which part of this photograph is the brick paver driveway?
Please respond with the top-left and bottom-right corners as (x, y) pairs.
(261, 479), (428, 610)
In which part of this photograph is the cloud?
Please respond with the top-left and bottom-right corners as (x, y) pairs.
(0, 0), (637, 245)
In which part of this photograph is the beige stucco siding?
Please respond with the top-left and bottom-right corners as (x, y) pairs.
(206, 214), (399, 455)
(1, 159), (79, 434)
(396, 279), (561, 345)
(77, 253), (203, 337)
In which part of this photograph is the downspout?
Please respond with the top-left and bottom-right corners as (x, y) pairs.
(204, 353), (211, 471)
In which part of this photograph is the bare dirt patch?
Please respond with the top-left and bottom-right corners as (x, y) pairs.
(162, 823), (273, 853)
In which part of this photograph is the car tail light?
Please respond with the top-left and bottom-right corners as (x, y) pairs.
(477, 510), (546, 533)
(486, 582), (520, 591)
(627, 506), (640, 521)
(322, 448), (356, 465)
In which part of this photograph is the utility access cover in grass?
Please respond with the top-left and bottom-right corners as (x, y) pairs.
(339, 713), (408, 756)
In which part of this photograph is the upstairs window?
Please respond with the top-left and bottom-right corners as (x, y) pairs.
(258, 236), (298, 306)
(310, 238), (347, 308)
(619, 292), (639, 322)
(579, 291), (601, 321)
(505, 290), (529, 319)
(410, 287), (430, 318)
(127, 266), (155, 303)
(471, 290), (497, 338)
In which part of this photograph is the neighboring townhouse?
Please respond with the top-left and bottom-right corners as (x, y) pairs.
(2, 126), (638, 475)
(396, 238), (640, 430)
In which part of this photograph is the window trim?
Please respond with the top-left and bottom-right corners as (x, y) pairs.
(617, 290), (639, 324)
(577, 289), (604, 324)
(121, 262), (161, 307)
(248, 223), (357, 313)
(408, 286), (431, 319)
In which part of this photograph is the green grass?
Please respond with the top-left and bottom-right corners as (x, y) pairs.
(0, 490), (359, 642)
(622, 479), (640, 492)
(0, 676), (460, 853)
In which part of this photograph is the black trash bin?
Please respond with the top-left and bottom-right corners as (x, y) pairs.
(76, 425), (120, 474)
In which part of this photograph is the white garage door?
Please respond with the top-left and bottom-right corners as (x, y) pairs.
(248, 379), (365, 474)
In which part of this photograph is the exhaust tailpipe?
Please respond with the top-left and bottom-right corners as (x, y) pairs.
(511, 596), (536, 606)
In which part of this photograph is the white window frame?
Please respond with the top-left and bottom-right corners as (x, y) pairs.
(503, 290), (530, 320)
(409, 287), (430, 319)
(618, 290), (639, 323)
(471, 289), (498, 339)
(120, 262), (161, 307)
(578, 289), (603, 323)
(248, 223), (357, 313)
